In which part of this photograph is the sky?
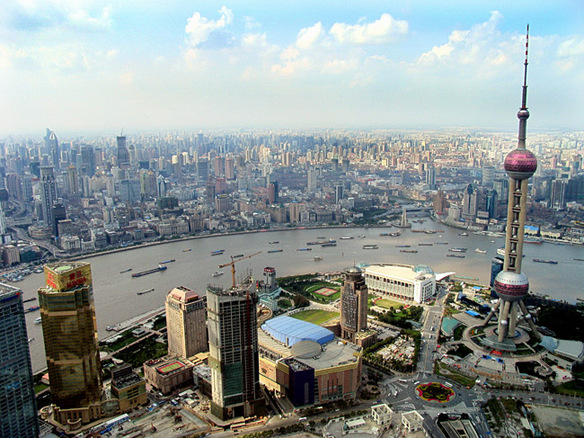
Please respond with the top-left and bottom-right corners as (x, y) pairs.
(0, 0), (583, 137)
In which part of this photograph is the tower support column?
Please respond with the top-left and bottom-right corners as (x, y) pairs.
(482, 300), (501, 327)
(519, 300), (541, 340)
(498, 300), (511, 343)
(508, 302), (518, 337)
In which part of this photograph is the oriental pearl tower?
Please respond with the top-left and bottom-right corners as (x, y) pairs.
(482, 26), (541, 349)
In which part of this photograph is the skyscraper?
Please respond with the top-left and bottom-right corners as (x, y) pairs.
(425, 165), (437, 190)
(38, 261), (102, 425)
(335, 184), (344, 204)
(207, 285), (262, 421)
(482, 27), (540, 348)
(45, 128), (60, 170)
(117, 135), (130, 169)
(40, 165), (57, 233)
(79, 145), (96, 176)
(550, 179), (567, 210)
(166, 286), (208, 358)
(0, 283), (39, 438)
(340, 267), (369, 343)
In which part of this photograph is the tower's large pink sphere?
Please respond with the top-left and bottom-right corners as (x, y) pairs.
(494, 271), (529, 302)
(504, 149), (537, 180)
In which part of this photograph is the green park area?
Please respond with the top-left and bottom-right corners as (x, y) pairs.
(556, 379), (584, 397)
(369, 304), (424, 330)
(291, 309), (339, 325)
(375, 298), (403, 309)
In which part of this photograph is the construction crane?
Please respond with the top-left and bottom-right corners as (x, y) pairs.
(218, 252), (262, 288)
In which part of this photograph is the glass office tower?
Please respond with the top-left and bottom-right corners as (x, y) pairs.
(0, 283), (39, 437)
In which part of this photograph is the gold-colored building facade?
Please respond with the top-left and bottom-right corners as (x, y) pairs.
(38, 262), (102, 425)
(165, 286), (208, 358)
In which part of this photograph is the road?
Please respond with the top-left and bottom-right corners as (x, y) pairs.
(417, 287), (446, 376)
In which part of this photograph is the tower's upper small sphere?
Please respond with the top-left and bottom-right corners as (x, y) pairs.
(517, 108), (530, 120)
(494, 271), (529, 302)
(504, 148), (537, 180)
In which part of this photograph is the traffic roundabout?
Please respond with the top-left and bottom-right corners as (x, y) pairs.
(415, 382), (455, 403)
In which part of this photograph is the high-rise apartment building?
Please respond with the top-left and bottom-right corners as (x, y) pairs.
(38, 261), (102, 425)
(268, 181), (278, 204)
(0, 283), (39, 438)
(482, 165), (495, 187)
(207, 285), (262, 421)
(40, 165), (57, 233)
(66, 164), (80, 195)
(307, 169), (317, 192)
(340, 267), (368, 343)
(225, 156), (235, 180)
(197, 159), (209, 182)
(433, 189), (447, 215)
(166, 286), (208, 358)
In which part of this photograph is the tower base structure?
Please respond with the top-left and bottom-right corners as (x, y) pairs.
(478, 325), (532, 353)
(473, 322), (541, 354)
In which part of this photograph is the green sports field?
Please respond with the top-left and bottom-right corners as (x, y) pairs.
(290, 309), (339, 325)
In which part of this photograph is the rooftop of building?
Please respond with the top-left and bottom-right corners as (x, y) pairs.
(402, 410), (424, 424)
(258, 325), (361, 370)
(207, 284), (255, 297)
(365, 264), (435, 282)
(112, 371), (143, 389)
(261, 315), (335, 346)
(45, 261), (90, 273)
(539, 336), (584, 361)
(145, 356), (194, 375)
(193, 363), (211, 380)
(371, 403), (393, 415)
(168, 286), (200, 303)
(0, 282), (21, 297)
(441, 317), (461, 337)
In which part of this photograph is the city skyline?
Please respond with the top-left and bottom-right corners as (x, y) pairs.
(1, 1), (582, 136)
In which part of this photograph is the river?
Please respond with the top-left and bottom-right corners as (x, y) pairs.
(18, 222), (584, 372)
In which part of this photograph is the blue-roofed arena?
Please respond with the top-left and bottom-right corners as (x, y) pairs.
(261, 315), (335, 347)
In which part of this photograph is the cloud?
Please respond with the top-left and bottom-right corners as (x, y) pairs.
(329, 13), (408, 45)
(185, 6), (233, 48)
(296, 22), (324, 49)
(557, 38), (584, 57)
(0, 41), (117, 72)
(417, 10), (507, 69)
(3, 0), (113, 32)
(270, 58), (311, 77)
(243, 16), (260, 32)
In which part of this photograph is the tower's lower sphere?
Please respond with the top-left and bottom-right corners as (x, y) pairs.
(494, 271), (529, 302)
(504, 148), (537, 180)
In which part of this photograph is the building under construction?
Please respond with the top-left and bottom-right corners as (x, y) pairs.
(207, 281), (263, 421)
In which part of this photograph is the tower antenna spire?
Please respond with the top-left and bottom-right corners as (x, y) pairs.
(521, 24), (529, 110)
(517, 24), (530, 150)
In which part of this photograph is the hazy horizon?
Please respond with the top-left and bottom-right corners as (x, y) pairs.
(1, 1), (582, 137)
